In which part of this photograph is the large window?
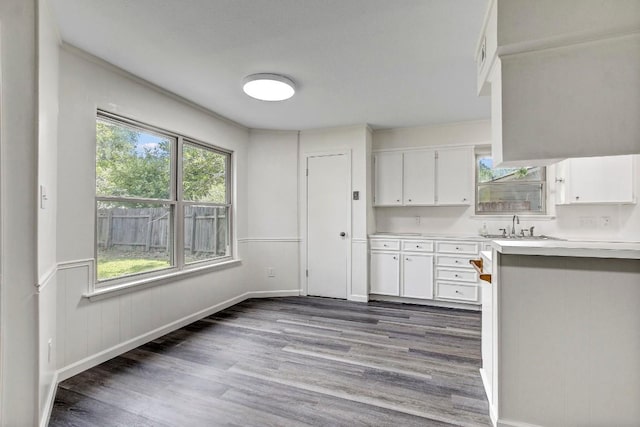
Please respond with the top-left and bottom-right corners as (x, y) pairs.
(475, 152), (546, 215)
(96, 112), (231, 283)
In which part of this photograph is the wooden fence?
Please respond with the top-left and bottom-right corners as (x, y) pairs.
(97, 206), (228, 255)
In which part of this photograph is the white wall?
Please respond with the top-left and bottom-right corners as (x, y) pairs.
(36, 0), (60, 423)
(245, 130), (300, 294)
(55, 46), (251, 379)
(373, 121), (640, 241)
(0, 0), (40, 424)
(299, 125), (370, 301)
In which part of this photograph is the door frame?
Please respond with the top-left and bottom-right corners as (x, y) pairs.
(300, 149), (352, 298)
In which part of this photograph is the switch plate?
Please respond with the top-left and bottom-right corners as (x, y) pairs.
(40, 185), (48, 209)
(353, 191), (359, 200)
(267, 267), (275, 278)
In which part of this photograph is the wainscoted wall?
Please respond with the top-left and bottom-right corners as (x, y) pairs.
(55, 256), (250, 378)
(36, 0), (61, 424)
(245, 130), (301, 294)
(54, 46), (252, 383)
(37, 273), (58, 427)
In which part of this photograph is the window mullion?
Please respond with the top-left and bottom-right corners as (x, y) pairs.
(176, 136), (185, 270)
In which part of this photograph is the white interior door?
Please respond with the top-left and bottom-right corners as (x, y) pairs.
(307, 153), (349, 299)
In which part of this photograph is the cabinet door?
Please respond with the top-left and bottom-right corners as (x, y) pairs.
(403, 150), (435, 205)
(566, 155), (635, 204)
(402, 254), (433, 299)
(436, 147), (473, 205)
(374, 153), (403, 206)
(370, 252), (400, 296)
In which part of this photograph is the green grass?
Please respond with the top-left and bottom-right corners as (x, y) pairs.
(98, 258), (171, 280)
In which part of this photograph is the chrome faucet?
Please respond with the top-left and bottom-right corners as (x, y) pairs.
(511, 215), (520, 236)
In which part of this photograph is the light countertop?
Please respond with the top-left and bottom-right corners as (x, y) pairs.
(369, 233), (489, 241)
(491, 239), (640, 259)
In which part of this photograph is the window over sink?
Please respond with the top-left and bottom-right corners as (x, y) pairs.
(475, 151), (546, 215)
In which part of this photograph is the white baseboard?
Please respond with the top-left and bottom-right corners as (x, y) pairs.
(40, 371), (59, 427)
(56, 290), (300, 383)
(246, 289), (300, 298)
(497, 419), (544, 427)
(348, 294), (369, 302)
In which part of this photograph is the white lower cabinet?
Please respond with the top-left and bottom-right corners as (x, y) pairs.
(434, 240), (480, 304)
(370, 237), (482, 306)
(402, 254), (434, 299)
(370, 251), (400, 295)
(370, 238), (434, 299)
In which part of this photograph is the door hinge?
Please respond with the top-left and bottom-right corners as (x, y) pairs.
(306, 269), (308, 277)
(306, 168), (309, 176)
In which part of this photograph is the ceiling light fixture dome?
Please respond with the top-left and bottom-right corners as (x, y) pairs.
(242, 73), (296, 101)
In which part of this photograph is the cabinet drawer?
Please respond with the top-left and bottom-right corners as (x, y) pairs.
(436, 241), (479, 255)
(401, 240), (434, 252)
(370, 239), (400, 251)
(436, 268), (477, 283)
(436, 282), (479, 303)
(436, 255), (473, 269)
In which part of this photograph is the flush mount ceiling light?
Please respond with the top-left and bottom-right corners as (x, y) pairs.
(242, 73), (296, 101)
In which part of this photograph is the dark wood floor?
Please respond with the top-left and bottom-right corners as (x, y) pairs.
(50, 297), (490, 427)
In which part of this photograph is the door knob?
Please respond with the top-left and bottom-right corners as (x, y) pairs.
(340, 232), (346, 237)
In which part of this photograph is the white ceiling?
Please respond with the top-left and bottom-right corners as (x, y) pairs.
(50, 0), (491, 130)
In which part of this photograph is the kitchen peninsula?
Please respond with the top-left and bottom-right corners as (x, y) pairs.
(485, 239), (640, 426)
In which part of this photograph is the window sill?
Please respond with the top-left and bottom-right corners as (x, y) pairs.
(470, 215), (556, 221)
(84, 258), (243, 301)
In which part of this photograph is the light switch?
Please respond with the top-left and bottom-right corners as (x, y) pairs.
(40, 185), (48, 209)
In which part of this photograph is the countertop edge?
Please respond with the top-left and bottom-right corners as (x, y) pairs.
(491, 240), (640, 260)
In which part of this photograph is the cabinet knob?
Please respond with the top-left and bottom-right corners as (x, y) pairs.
(455, 274), (460, 278)
(397, 199), (401, 202)
(462, 198), (467, 202)
(455, 260), (459, 263)
(392, 256), (397, 260)
(406, 257), (410, 261)
(455, 247), (460, 250)
(455, 290), (462, 294)
(416, 245), (421, 248)
(575, 196), (580, 200)
(408, 199), (412, 202)
(383, 244), (388, 247)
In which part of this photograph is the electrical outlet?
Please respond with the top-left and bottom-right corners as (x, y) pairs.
(579, 216), (597, 228)
(415, 216), (421, 225)
(47, 339), (53, 363)
(599, 216), (611, 228)
(267, 267), (275, 278)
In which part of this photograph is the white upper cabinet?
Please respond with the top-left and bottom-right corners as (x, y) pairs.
(436, 147), (473, 205)
(555, 155), (636, 205)
(374, 147), (472, 207)
(374, 152), (403, 206)
(403, 150), (435, 205)
(477, 0), (640, 165)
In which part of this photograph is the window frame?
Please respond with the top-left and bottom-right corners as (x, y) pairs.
(474, 149), (547, 216)
(94, 110), (234, 289)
